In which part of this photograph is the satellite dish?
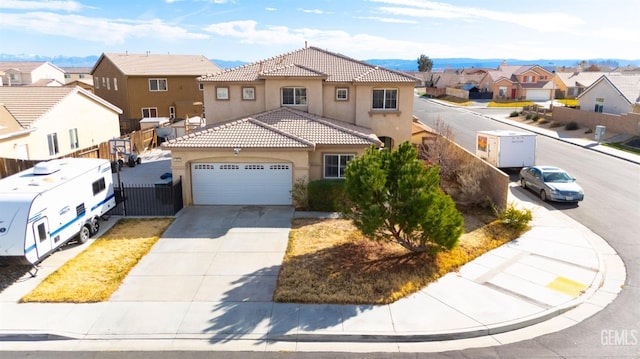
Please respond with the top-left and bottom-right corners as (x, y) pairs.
(155, 126), (174, 141)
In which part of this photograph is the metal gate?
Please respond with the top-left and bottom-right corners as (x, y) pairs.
(111, 178), (183, 216)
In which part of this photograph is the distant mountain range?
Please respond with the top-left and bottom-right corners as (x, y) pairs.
(1, 53), (638, 71)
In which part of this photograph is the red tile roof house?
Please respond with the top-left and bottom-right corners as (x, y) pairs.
(162, 46), (420, 207)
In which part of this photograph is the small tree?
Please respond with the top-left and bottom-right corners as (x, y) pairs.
(342, 142), (464, 253)
(417, 54), (433, 72)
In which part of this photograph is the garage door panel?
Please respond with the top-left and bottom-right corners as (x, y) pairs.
(192, 163), (292, 205)
(526, 89), (549, 101)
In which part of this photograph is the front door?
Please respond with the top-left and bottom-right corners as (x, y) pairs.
(33, 218), (52, 258)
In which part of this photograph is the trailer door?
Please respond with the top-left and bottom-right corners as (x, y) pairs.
(33, 218), (52, 258)
(487, 136), (499, 167)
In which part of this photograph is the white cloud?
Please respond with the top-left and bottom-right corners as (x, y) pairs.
(0, 0), (85, 11)
(371, 0), (585, 33)
(298, 8), (332, 15)
(357, 16), (419, 24)
(265, 7), (277, 12)
(0, 11), (209, 44)
(203, 20), (450, 59)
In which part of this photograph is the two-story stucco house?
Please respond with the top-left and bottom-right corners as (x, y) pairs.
(90, 53), (222, 128)
(162, 46), (419, 207)
(0, 86), (121, 160)
(479, 62), (557, 101)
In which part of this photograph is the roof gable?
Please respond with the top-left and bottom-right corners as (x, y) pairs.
(201, 46), (419, 84)
(580, 74), (640, 104)
(0, 86), (122, 128)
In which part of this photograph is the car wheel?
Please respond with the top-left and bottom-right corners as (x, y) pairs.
(520, 178), (527, 189)
(89, 217), (100, 235)
(77, 225), (91, 244)
(540, 190), (547, 202)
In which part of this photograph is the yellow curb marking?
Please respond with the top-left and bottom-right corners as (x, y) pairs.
(546, 276), (588, 297)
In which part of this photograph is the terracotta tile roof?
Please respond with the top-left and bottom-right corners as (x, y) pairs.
(261, 64), (327, 78)
(96, 53), (222, 76)
(0, 86), (121, 128)
(200, 46), (419, 84)
(162, 107), (382, 150)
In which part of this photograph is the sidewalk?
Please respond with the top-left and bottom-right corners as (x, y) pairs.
(0, 194), (626, 352)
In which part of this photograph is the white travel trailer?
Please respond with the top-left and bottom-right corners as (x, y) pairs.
(0, 158), (116, 265)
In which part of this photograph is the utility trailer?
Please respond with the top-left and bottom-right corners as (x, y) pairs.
(0, 158), (116, 265)
(476, 130), (537, 168)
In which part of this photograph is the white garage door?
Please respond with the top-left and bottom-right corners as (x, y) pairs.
(526, 89), (549, 101)
(191, 163), (292, 205)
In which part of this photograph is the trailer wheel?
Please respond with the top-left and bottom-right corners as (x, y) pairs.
(77, 225), (91, 244)
(89, 217), (100, 235)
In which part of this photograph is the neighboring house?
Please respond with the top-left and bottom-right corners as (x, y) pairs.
(0, 61), (65, 86)
(90, 52), (222, 125)
(577, 74), (640, 115)
(62, 67), (94, 87)
(0, 86), (121, 160)
(430, 68), (489, 89)
(162, 46), (419, 207)
(478, 62), (556, 101)
(555, 71), (610, 98)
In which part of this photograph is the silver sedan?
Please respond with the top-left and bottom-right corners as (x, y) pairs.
(519, 166), (585, 203)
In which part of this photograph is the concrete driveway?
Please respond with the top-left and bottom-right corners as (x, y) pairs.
(110, 205), (294, 303)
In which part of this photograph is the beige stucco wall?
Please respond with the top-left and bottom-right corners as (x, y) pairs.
(167, 149), (310, 206)
(578, 81), (633, 115)
(353, 83), (414, 146)
(0, 93), (120, 160)
(202, 82), (266, 122)
(204, 79), (415, 148)
(167, 144), (373, 207)
(32, 63), (65, 84)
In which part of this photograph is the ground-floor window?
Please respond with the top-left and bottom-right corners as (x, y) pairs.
(47, 133), (59, 155)
(324, 154), (355, 178)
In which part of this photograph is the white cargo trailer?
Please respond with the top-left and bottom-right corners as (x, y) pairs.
(476, 130), (536, 168)
(0, 158), (116, 265)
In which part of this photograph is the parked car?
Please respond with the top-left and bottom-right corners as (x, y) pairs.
(519, 166), (584, 203)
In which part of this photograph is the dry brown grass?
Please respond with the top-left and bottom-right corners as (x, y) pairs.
(20, 218), (173, 303)
(274, 214), (523, 304)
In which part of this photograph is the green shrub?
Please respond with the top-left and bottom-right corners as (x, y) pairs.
(565, 121), (579, 130)
(509, 111), (519, 117)
(493, 202), (532, 233)
(525, 114), (532, 120)
(307, 179), (346, 212)
(538, 118), (548, 124)
(532, 114), (540, 121)
(290, 176), (309, 210)
(549, 121), (562, 128)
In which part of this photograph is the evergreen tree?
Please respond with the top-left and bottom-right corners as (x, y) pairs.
(342, 142), (464, 253)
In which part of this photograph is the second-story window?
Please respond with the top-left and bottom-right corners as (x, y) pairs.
(372, 88), (397, 110)
(149, 78), (168, 92)
(282, 87), (307, 105)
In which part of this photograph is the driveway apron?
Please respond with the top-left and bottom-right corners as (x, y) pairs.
(102, 206), (293, 339)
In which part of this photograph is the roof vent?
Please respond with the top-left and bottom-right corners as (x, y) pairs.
(33, 160), (61, 175)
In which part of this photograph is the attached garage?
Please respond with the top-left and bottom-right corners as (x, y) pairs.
(191, 162), (292, 205)
(526, 89), (549, 101)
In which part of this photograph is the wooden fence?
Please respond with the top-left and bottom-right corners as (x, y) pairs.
(0, 127), (159, 179)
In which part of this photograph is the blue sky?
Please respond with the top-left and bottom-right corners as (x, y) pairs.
(1, 0), (639, 62)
